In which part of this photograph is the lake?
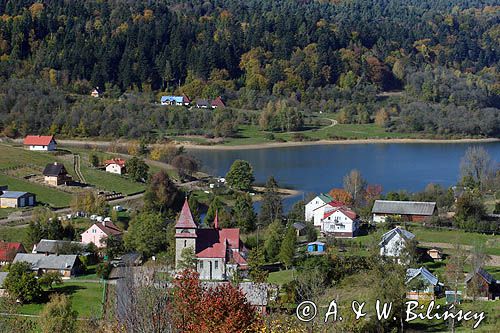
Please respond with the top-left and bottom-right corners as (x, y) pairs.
(191, 142), (500, 209)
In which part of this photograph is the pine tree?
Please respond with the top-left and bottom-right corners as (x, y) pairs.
(279, 225), (297, 268)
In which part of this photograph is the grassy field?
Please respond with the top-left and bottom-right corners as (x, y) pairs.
(17, 281), (104, 317)
(0, 174), (72, 208)
(0, 225), (28, 246)
(0, 144), (59, 169)
(267, 269), (295, 285)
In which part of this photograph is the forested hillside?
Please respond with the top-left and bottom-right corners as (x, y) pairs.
(0, 0), (498, 139)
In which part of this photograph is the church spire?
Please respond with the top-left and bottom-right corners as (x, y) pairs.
(175, 197), (197, 229)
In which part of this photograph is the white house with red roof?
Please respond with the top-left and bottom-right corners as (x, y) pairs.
(81, 221), (123, 248)
(175, 199), (248, 280)
(104, 158), (126, 175)
(23, 135), (57, 151)
(321, 207), (359, 237)
(312, 200), (345, 228)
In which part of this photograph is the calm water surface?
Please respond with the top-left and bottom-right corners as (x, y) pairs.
(191, 142), (500, 208)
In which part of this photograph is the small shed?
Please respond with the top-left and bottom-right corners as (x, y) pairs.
(445, 290), (462, 304)
(427, 248), (443, 261)
(307, 241), (325, 253)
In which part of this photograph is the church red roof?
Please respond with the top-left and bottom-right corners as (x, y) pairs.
(175, 199), (197, 229)
(195, 228), (242, 258)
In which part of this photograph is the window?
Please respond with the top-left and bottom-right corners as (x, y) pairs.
(215, 261), (218, 269)
(200, 261), (203, 269)
(184, 240), (187, 247)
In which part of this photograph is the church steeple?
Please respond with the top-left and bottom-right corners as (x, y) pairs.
(175, 198), (197, 229)
(174, 197), (198, 269)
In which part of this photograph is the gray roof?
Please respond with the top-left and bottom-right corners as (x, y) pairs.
(0, 191), (30, 199)
(34, 239), (84, 254)
(0, 271), (8, 288)
(13, 253), (79, 271)
(307, 241), (325, 246)
(465, 267), (495, 285)
(293, 222), (306, 230)
(372, 200), (436, 216)
(407, 267), (439, 286)
(379, 227), (416, 247)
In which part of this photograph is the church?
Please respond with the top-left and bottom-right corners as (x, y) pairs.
(175, 199), (248, 280)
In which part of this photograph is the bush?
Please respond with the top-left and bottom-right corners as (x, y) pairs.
(96, 262), (112, 279)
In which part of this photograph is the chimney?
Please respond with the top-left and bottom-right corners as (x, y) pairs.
(102, 221), (106, 227)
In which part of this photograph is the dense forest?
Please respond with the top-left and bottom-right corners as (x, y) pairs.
(0, 0), (498, 139)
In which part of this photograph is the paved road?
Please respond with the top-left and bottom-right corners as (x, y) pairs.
(0, 192), (145, 225)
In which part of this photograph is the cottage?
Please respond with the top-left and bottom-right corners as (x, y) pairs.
(321, 207), (359, 237)
(13, 253), (82, 278)
(43, 162), (72, 186)
(307, 241), (325, 254)
(305, 193), (333, 222)
(32, 239), (85, 255)
(0, 241), (26, 265)
(91, 87), (100, 98)
(211, 96), (226, 108)
(195, 99), (210, 109)
(465, 267), (500, 300)
(292, 222), (306, 237)
(23, 135), (57, 151)
(372, 200), (437, 223)
(0, 191), (36, 208)
(406, 267), (442, 300)
(81, 221), (123, 248)
(427, 248), (443, 261)
(379, 227), (416, 259)
(105, 158), (126, 175)
(175, 199), (248, 280)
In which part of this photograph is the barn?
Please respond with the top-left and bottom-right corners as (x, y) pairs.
(372, 200), (437, 223)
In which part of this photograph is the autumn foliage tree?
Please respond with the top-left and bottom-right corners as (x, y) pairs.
(328, 188), (353, 205)
(170, 270), (260, 332)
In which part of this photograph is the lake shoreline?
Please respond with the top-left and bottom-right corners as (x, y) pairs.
(182, 138), (500, 151)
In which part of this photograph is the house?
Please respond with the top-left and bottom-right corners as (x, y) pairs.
(307, 241), (325, 254)
(312, 200), (345, 228)
(13, 253), (82, 278)
(91, 87), (100, 98)
(161, 95), (191, 106)
(175, 199), (248, 280)
(0, 241), (26, 265)
(372, 200), (437, 223)
(406, 267), (443, 300)
(305, 193), (333, 222)
(32, 239), (85, 255)
(465, 267), (500, 300)
(43, 162), (72, 186)
(0, 191), (36, 208)
(211, 96), (226, 108)
(81, 221), (123, 248)
(195, 99), (210, 109)
(104, 158), (126, 175)
(321, 207), (359, 237)
(379, 227), (416, 258)
(23, 135), (57, 151)
(427, 248), (443, 261)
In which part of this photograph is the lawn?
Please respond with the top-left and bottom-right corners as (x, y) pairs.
(0, 174), (72, 208)
(267, 269), (295, 285)
(79, 166), (145, 195)
(0, 207), (17, 218)
(0, 225), (29, 247)
(0, 144), (58, 169)
(17, 281), (104, 317)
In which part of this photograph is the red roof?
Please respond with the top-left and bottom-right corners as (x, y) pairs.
(0, 241), (26, 262)
(95, 221), (122, 236)
(231, 250), (248, 267)
(211, 96), (226, 108)
(104, 158), (126, 167)
(182, 94), (191, 104)
(327, 200), (345, 208)
(175, 199), (197, 229)
(23, 135), (55, 146)
(324, 207), (357, 220)
(195, 228), (242, 258)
